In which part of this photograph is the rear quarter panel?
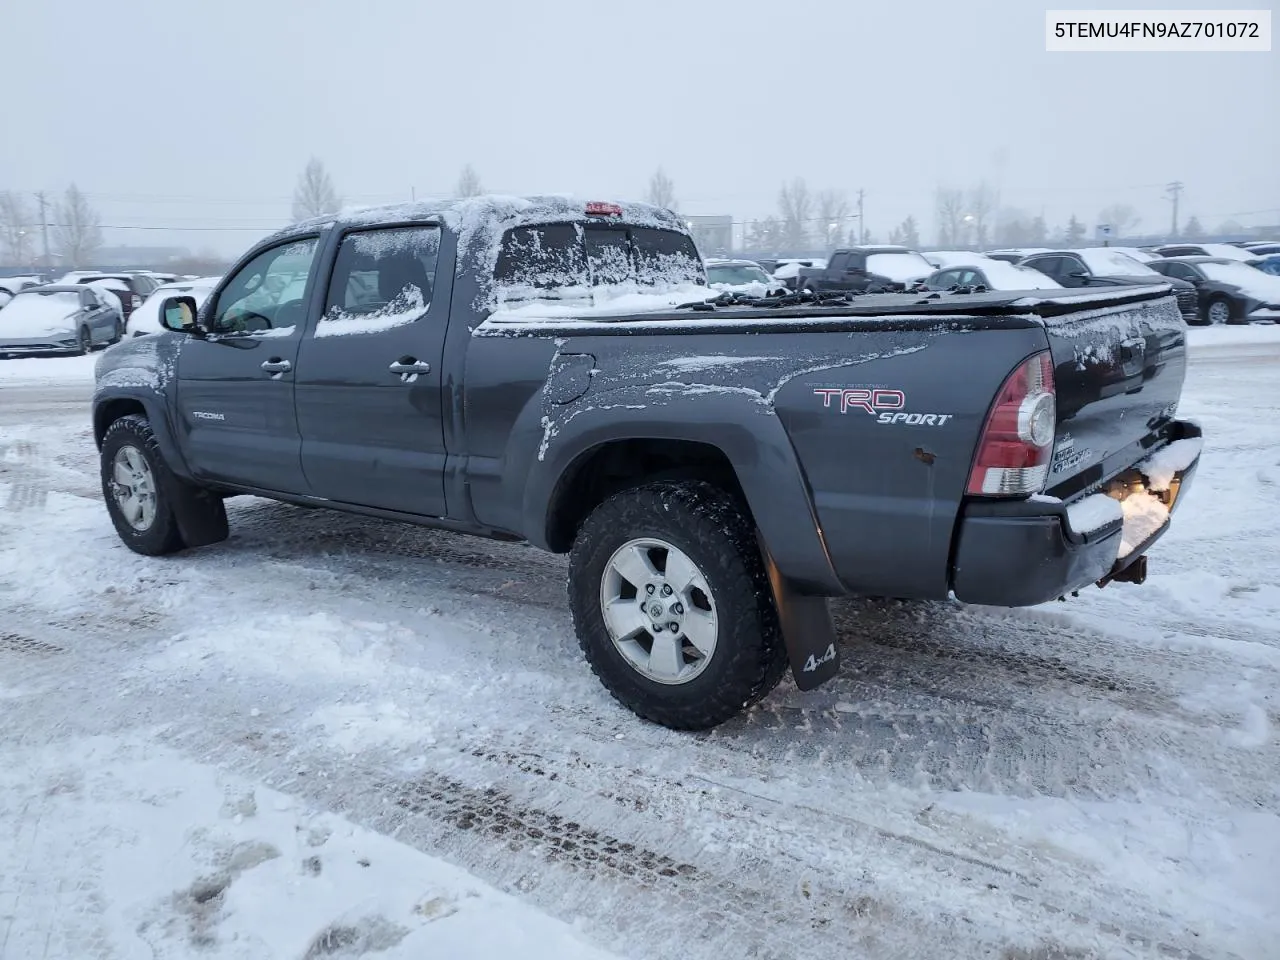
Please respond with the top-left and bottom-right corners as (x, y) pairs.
(463, 314), (1050, 599)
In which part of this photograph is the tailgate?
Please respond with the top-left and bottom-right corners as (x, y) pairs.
(1040, 287), (1187, 498)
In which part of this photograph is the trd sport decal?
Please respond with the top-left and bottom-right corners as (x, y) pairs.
(813, 388), (953, 426)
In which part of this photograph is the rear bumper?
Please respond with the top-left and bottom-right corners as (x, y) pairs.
(950, 419), (1201, 607)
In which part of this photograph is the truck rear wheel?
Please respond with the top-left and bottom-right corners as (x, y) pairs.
(100, 414), (226, 556)
(568, 480), (787, 730)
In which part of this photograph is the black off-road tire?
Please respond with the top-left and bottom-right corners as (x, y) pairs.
(100, 414), (226, 556)
(568, 480), (787, 730)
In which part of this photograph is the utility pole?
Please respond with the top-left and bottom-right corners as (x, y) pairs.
(410, 185), (416, 201)
(856, 188), (866, 244)
(1165, 181), (1183, 238)
(34, 191), (51, 269)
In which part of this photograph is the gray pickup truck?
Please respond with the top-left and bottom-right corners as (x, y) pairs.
(91, 196), (1202, 729)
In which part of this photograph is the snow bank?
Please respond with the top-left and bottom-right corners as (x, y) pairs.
(1186, 325), (1280, 348)
(0, 737), (619, 960)
(1140, 437), (1203, 492)
(1066, 493), (1123, 534)
(0, 353), (98, 383)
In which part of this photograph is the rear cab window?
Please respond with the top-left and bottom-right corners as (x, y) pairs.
(492, 221), (702, 304)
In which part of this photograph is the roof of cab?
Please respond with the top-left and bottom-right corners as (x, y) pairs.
(264, 194), (687, 247)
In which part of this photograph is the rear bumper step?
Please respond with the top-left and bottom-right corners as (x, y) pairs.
(950, 419), (1201, 607)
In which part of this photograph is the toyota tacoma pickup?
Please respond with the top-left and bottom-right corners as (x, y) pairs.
(91, 196), (1203, 729)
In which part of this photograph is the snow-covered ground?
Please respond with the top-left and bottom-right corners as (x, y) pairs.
(1, 327), (1278, 959)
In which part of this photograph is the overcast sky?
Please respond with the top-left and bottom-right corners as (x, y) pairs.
(3, 0), (1276, 255)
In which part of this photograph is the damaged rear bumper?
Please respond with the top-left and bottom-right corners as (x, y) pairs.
(949, 419), (1202, 607)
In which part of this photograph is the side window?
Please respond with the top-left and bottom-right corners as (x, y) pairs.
(317, 226), (440, 337)
(1167, 263), (1196, 282)
(957, 269), (980, 287)
(1024, 257), (1055, 277)
(631, 227), (703, 286)
(209, 238), (319, 335)
(928, 270), (959, 290)
(827, 252), (850, 273)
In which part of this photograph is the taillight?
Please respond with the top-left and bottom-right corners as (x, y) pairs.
(967, 351), (1056, 496)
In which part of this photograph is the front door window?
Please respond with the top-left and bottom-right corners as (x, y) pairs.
(208, 238), (319, 334)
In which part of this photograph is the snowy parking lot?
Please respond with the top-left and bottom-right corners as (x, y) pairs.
(1, 327), (1278, 959)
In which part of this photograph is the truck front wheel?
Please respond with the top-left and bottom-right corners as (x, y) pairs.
(100, 414), (226, 556)
(568, 480), (787, 730)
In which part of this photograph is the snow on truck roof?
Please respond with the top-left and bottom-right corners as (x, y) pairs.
(267, 194), (687, 247)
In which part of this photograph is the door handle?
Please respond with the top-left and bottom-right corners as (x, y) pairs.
(260, 359), (292, 375)
(389, 359), (430, 375)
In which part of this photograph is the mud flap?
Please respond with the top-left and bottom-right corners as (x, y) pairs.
(758, 535), (840, 690)
(168, 479), (229, 549)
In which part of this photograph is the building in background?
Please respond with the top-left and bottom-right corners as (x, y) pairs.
(686, 215), (733, 258)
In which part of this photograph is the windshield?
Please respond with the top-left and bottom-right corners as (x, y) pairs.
(1077, 249), (1160, 276)
(1200, 261), (1273, 287)
(866, 252), (934, 281)
(706, 264), (770, 285)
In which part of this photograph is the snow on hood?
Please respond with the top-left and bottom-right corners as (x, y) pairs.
(708, 280), (778, 297)
(1076, 249), (1160, 277)
(924, 251), (993, 269)
(1199, 261), (1280, 301)
(0, 291), (80, 338)
(866, 252), (935, 282)
(978, 260), (1063, 290)
(1196, 243), (1258, 262)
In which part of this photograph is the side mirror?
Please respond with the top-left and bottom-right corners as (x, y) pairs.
(1068, 271), (1090, 280)
(161, 295), (199, 333)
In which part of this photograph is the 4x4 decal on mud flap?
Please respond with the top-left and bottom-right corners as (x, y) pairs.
(813, 388), (953, 426)
(802, 643), (836, 673)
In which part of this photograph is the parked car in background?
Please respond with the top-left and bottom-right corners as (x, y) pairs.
(1247, 254), (1280, 277)
(127, 277), (222, 335)
(1152, 242), (1258, 262)
(0, 285), (123, 357)
(704, 259), (788, 297)
(1020, 248), (1200, 324)
(1242, 241), (1280, 256)
(984, 248), (1054, 263)
(59, 272), (162, 324)
(770, 258), (826, 290)
(796, 246), (935, 293)
(0, 275), (43, 308)
(922, 260), (1063, 292)
(1147, 257), (1280, 324)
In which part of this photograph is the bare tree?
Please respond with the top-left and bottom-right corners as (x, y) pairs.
(1216, 219), (1245, 236)
(0, 191), (36, 264)
(456, 163), (483, 198)
(645, 168), (676, 210)
(887, 215), (921, 249)
(1097, 203), (1141, 238)
(778, 178), (812, 251)
(967, 181), (997, 248)
(54, 184), (103, 268)
(934, 186), (966, 246)
(292, 158), (341, 222)
(814, 189), (849, 246)
(743, 216), (785, 256)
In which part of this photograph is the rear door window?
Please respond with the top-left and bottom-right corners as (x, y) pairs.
(827, 252), (850, 272)
(492, 224), (588, 295)
(317, 225), (440, 337)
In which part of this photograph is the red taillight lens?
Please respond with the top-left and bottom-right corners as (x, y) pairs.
(967, 351), (1057, 496)
(585, 201), (623, 217)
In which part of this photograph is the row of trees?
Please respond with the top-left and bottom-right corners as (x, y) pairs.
(290, 159), (486, 222)
(0, 186), (103, 267)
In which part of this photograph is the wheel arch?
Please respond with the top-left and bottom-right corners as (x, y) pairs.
(528, 417), (844, 596)
(93, 393), (193, 480)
